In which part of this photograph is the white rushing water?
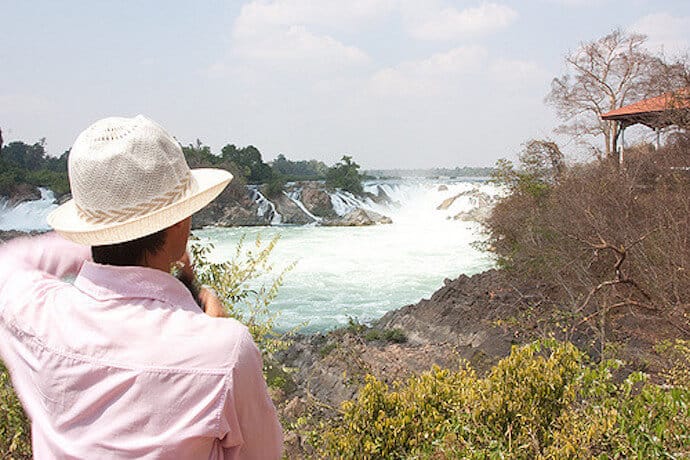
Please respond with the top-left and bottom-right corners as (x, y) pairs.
(1, 179), (498, 332)
(196, 179), (499, 332)
(0, 188), (58, 231)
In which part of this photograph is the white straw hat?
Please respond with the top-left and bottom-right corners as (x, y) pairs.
(47, 115), (232, 245)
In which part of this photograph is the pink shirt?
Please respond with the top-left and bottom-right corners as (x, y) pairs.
(0, 233), (282, 459)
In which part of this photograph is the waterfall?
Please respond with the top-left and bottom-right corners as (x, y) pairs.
(329, 190), (368, 216)
(0, 188), (58, 231)
(285, 190), (321, 223)
(249, 187), (282, 225)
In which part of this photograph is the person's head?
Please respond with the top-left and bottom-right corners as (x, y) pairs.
(48, 115), (232, 265)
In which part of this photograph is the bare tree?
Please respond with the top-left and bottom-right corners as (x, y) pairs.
(546, 29), (685, 162)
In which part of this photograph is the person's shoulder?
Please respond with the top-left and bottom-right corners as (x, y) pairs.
(188, 316), (258, 370)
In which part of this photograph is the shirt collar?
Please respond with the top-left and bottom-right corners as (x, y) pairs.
(74, 261), (201, 312)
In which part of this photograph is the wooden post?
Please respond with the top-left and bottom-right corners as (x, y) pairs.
(655, 128), (661, 150)
(620, 124), (625, 166)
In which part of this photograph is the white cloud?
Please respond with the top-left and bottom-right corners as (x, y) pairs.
(488, 59), (549, 87)
(542, 0), (610, 6)
(405, 2), (518, 40)
(631, 13), (690, 58)
(224, 0), (377, 70)
(370, 46), (488, 95)
(234, 25), (369, 63)
(234, 0), (395, 33)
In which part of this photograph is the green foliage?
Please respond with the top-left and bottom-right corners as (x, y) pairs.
(0, 362), (31, 459)
(345, 316), (367, 335)
(263, 173), (286, 198)
(0, 141), (70, 197)
(326, 155), (364, 195)
(343, 318), (407, 344)
(221, 144), (272, 183)
(363, 328), (407, 344)
(491, 139), (564, 200)
(1, 141), (47, 170)
(190, 234), (295, 364)
(271, 154), (328, 181)
(314, 340), (690, 459)
(655, 339), (690, 387)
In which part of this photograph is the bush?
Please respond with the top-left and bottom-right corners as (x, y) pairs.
(190, 234), (295, 369)
(487, 140), (690, 350)
(0, 362), (31, 459)
(315, 340), (690, 459)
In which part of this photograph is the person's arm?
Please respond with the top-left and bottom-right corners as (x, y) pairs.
(219, 328), (283, 459)
(0, 232), (90, 285)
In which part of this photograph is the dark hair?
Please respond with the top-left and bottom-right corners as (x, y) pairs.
(91, 229), (167, 266)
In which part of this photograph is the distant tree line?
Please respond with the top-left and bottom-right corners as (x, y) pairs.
(0, 136), (366, 199)
(366, 167), (495, 179)
(0, 140), (70, 196)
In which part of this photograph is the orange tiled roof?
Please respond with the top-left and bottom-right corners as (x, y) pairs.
(602, 89), (690, 120)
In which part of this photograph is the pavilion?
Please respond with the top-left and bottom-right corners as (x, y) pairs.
(601, 89), (690, 163)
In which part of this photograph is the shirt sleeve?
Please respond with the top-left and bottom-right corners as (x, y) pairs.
(219, 328), (283, 460)
(0, 232), (91, 293)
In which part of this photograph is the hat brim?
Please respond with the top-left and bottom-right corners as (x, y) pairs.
(47, 168), (232, 246)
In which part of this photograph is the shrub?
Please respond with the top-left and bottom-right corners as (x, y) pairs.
(487, 140), (690, 350)
(0, 362), (31, 459)
(315, 340), (690, 459)
(190, 233), (295, 368)
(363, 328), (407, 344)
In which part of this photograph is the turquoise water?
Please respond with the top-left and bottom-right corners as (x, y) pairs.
(194, 181), (496, 332)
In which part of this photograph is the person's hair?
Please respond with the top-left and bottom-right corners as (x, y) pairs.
(91, 228), (167, 266)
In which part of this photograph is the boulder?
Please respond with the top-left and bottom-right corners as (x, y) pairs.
(323, 208), (392, 226)
(436, 195), (458, 210)
(0, 230), (38, 243)
(298, 184), (337, 218)
(453, 207), (491, 223)
(272, 193), (317, 225)
(4, 183), (41, 207)
(192, 187), (270, 228)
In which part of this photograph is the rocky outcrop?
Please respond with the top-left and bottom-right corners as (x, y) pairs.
(272, 193), (317, 225)
(192, 187), (269, 228)
(277, 330), (461, 408)
(376, 270), (522, 366)
(452, 207), (491, 222)
(194, 181), (394, 228)
(368, 185), (396, 206)
(322, 208), (392, 226)
(0, 230), (42, 243)
(296, 183), (337, 219)
(3, 183), (41, 207)
(436, 189), (494, 222)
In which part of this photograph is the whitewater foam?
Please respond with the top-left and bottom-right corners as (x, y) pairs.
(0, 188), (58, 231)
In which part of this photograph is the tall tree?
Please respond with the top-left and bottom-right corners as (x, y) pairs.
(546, 29), (686, 162)
(326, 155), (363, 195)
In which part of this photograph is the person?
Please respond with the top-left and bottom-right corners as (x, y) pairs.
(0, 115), (283, 459)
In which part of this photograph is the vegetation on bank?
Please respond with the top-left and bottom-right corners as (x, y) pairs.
(311, 340), (689, 459)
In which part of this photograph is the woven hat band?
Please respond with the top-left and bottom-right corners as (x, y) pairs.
(75, 174), (192, 225)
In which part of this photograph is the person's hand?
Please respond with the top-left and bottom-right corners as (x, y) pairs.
(175, 252), (196, 281)
(198, 287), (227, 318)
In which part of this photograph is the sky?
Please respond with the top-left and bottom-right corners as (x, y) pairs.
(1, 0), (689, 169)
